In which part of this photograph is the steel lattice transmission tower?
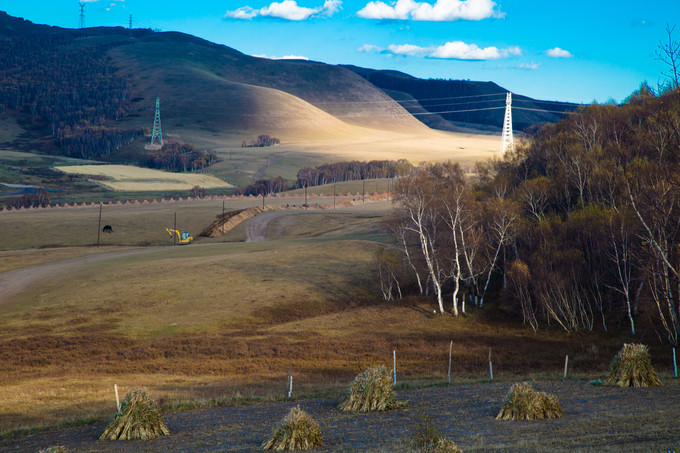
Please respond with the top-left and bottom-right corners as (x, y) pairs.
(78, 2), (86, 29)
(150, 97), (163, 146)
(500, 92), (514, 154)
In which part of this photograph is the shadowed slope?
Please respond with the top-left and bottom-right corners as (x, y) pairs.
(108, 32), (426, 141)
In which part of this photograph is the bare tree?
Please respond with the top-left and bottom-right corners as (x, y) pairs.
(656, 24), (680, 90)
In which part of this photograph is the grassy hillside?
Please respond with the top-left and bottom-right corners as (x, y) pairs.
(344, 65), (579, 132)
(0, 201), (652, 437)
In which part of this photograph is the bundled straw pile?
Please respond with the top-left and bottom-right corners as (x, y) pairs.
(409, 411), (463, 453)
(262, 405), (323, 450)
(430, 438), (464, 453)
(606, 343), (662, 387)
(99, 388), (170, 441)
(338, 365), (404, 412)
(496, 382), (563, 421)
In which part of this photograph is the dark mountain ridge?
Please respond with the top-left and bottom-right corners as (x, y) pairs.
(343, 65), (578, 132)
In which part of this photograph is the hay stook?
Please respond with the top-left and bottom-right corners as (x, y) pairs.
(496, 382), (563, 421)
(99, 388), (170, 441)
(262, 405), (323, 451)
(606, 343), (662, 388)
(338, 365), (405, 412)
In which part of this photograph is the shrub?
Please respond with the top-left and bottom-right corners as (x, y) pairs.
(261, 405), (323, 450)
(606, 343), (662, 387)
(496, 382), (563, 421)
(338, 365), (404, 412)
(99, 388), (170, 440)
(409, 411), (463, 453)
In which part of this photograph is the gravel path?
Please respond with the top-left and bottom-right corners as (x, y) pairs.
(3, 380), (679, 452)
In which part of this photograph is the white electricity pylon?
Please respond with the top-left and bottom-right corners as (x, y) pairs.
(500, 92), (514, 154)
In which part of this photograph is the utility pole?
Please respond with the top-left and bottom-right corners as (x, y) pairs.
(78, 2), (86, 29)
(500, 92), (514, 154)
(129, 14), (132, 29)
(151, 97), (163, 146)
(97, 203), (102, 247)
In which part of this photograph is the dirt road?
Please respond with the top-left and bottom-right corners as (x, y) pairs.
(2, 380), (678, 452)
(0, 248), (152, 305)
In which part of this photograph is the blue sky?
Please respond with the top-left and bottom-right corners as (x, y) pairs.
(3, 0), (677, 103)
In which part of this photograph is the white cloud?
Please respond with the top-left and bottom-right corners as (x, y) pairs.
(358, 44), (383, 52)
(430, 41), (500, 59)
(253, 54), (310, 60)
(357, 0), (503, 21)
(382, 40), (520, 60)
(546, 47), (573, 58)
(226, 0), (341, 20)
(227, 6), (259, 19)
(320, 0), (343, 16)
(388, 43), (431, 56)
(518, 61), (540, 70)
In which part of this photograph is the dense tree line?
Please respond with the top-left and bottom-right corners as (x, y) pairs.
(241, 135), (280, 148)
(236, 176), (287, 196)
(146, 143), (217, 172)
(0, 29), (146, 157)
(297, 159), (414, 188)
(386, 86), (680, 344)
(7, 189), (51, 209)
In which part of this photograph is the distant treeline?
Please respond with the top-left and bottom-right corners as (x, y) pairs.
(235, 160), (413, 196)
(236, 176), (287, 196)
(0, 30), (148, 158)
(296, 159), (414, 188)
(241, 135), (280, 148)
(6, 189), (51, 210)
(146, 143), (217, 172)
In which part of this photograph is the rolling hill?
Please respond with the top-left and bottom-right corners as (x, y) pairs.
(0, 11), (575, 190)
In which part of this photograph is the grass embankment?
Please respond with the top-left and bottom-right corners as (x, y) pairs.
(0, 203), (665, 437)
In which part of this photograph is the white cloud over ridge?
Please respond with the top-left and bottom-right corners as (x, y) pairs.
(546, 47), (573, 58)
(253, 54), (310, 60)
(380, 40), (520, 60)
(357, 0), (503, 21)
(226, 0), (341, 21)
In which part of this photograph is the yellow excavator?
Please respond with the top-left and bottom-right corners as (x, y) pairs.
(166, 228), (193, 244)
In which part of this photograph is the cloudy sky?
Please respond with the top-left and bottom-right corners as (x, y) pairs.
(3, 0), (677, 103)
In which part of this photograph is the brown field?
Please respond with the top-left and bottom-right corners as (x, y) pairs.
(53, 165), (233, 191)
(0, 198), (675, 449)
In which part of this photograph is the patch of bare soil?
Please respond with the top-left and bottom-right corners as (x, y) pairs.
(4, 380), (678, 452)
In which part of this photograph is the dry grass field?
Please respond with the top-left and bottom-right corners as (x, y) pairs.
(0, 198), (674, 448)
(53, 165), (233, 191)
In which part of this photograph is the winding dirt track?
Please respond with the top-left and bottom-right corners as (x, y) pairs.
(245, 211), (303, 242)
(0, 248), (152, 305)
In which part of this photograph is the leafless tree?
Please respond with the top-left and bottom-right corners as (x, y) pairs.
(656, 24), (680, 90)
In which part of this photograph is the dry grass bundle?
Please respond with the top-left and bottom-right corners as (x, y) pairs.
(37, 447), (71, 453)
(99, 388), (170, 440)
(409, 411), (463, 453)
(262, 405), (323, 450)
(606, 343), (662, 388)
(338, 365), (404, 412)
(496, 382), (563, 421)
